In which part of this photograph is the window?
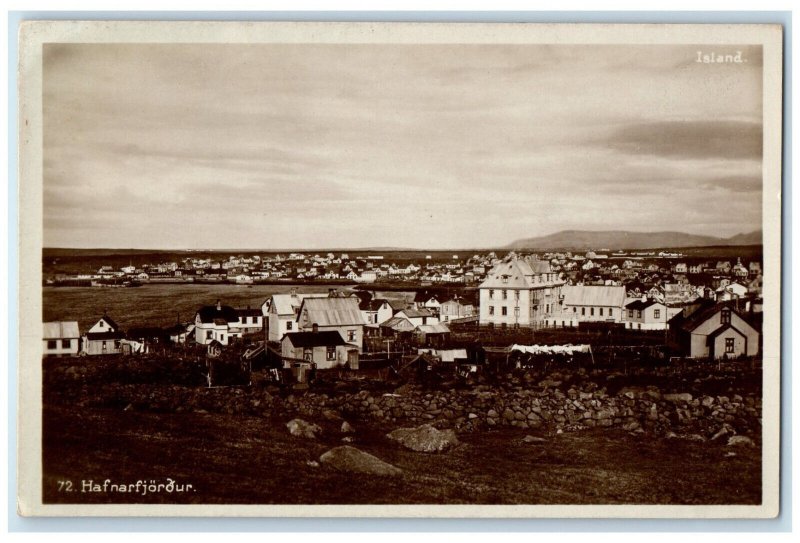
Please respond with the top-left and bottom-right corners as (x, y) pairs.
(721, 308), (731, 324)
(489, 289), (494, 299)
(47, 340), (57, 350)
(654, 309), (661, 319)
(206, 330), (213, 339)
(546, 303), (550, 313)
(573, 307), (577, 313)
(502, 290), (507, 300)
(489, 306), (494, 316)
(609, 309), (613, 317)
(326, 346), (336, 360)
(725, 337), (735, 353)
(286, 321), (293, 331)
(347, 330), (356, 341)
(99, 321), (104, 328)
(590, 308), (595, 316)
(581, 308), (586, 316)
(501, 307), (508, 316)
(636, 310), (642, 318)
(514, 290), (520, 300)
(61, 339), (70, 348)
(102, 341), (108, 351)
(502, 276), (508, 284)
(599, 308), (604, 316)
(514, 307), (520, 318)
(628, 310), (633, 318)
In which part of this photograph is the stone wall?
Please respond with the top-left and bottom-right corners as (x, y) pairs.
(54, 375), (761, 440)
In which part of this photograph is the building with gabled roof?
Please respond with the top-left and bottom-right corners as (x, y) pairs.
(296, 297), (366, 349)
(262, 292), (327, 342)
(478, 258), (565, 328)
(623, 298), (682, 330)
(669, 300), (759, 359)
(43, 321), (80, 357)
(359, 298), (394, 327)
(83, 315), (126, 355)
(280, 330), (358, 369)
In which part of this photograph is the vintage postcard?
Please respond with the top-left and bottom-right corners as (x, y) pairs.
(17, 21), (783, 517)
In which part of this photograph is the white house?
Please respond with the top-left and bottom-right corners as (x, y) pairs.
(295, 297), (366, 349)
(547, 285), (626, 327)
(194, 301), (239, 345)
(262, 292), (326, 343)
(623, 299), (682, 330)
(478, 258), (564, 328)
(82, 315), (126, 355)
(359, 298), (394, 327)
(43, 321), (80, 357)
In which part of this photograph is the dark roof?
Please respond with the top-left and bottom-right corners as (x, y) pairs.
(86, 331), (126, 341)
(359, 298), (389, 311)
(414, 291), (440, 303)
(387, 299), (409, 311)
(669, 299), (753, 333)
(98, 315), (120, 330)
(282, 331), (348, 348)
(197, 304), (239, 324)
(624, 299), (661, 311)
(236, 308), (262, 317)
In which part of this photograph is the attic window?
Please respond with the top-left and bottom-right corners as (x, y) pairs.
(721, 308), (731, 324)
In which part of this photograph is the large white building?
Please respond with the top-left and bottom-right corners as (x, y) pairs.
(478, 258), (565, 328)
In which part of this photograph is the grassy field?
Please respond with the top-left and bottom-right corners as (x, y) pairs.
(42, 404), (761, 505)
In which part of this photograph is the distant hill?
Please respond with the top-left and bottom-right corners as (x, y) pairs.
(506, 230), (763, 251)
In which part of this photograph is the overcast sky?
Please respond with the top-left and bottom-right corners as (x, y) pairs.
(43, 43), (763, 249)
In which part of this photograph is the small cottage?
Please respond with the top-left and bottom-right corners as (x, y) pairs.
(280, 330), (359, 369)
(82, 315), (125, 355)
(43, 321), (80, 357)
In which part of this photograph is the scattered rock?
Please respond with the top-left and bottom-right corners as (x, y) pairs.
(727, 436), (755, 448)
(321, 409), (342, 422)
(341, 436), (354, 443)
(306, 460), (320, 468)
(711, 423), (734, 441)
(341, 421), (355, 434)
(286, 418), (321, 439)
(664, 393), (693, 403)
(522, 435), (547, 444)
(319, 446), (402, 476)
(387, 424), (460, 453)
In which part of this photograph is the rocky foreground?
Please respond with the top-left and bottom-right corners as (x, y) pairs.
(42, 356), (763, 504)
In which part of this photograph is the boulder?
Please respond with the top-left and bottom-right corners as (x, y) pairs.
(286, 418), (321, 439)
(522, 435), (547, 444)
(387, 424), (460, 453)
(727, 435), (755, 448)
(319, 446), (402, 476)
(341, 421), (355, 434)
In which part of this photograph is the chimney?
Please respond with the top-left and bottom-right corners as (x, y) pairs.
(216, 299), (222, 311)
(312, 323), (319, 333)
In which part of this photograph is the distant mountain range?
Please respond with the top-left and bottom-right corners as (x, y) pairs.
(506, 230), (763, 251)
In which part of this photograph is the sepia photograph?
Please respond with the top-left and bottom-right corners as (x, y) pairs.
(16, 21), (783, 518)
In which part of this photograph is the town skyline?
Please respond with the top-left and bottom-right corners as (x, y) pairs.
(44, 43), (763, 250)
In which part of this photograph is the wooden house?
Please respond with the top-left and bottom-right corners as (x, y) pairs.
(82, 315), (125, 355)
(43, 321), (80, 357)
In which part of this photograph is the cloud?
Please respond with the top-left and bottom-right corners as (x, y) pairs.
(601, 120), (762, 161)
